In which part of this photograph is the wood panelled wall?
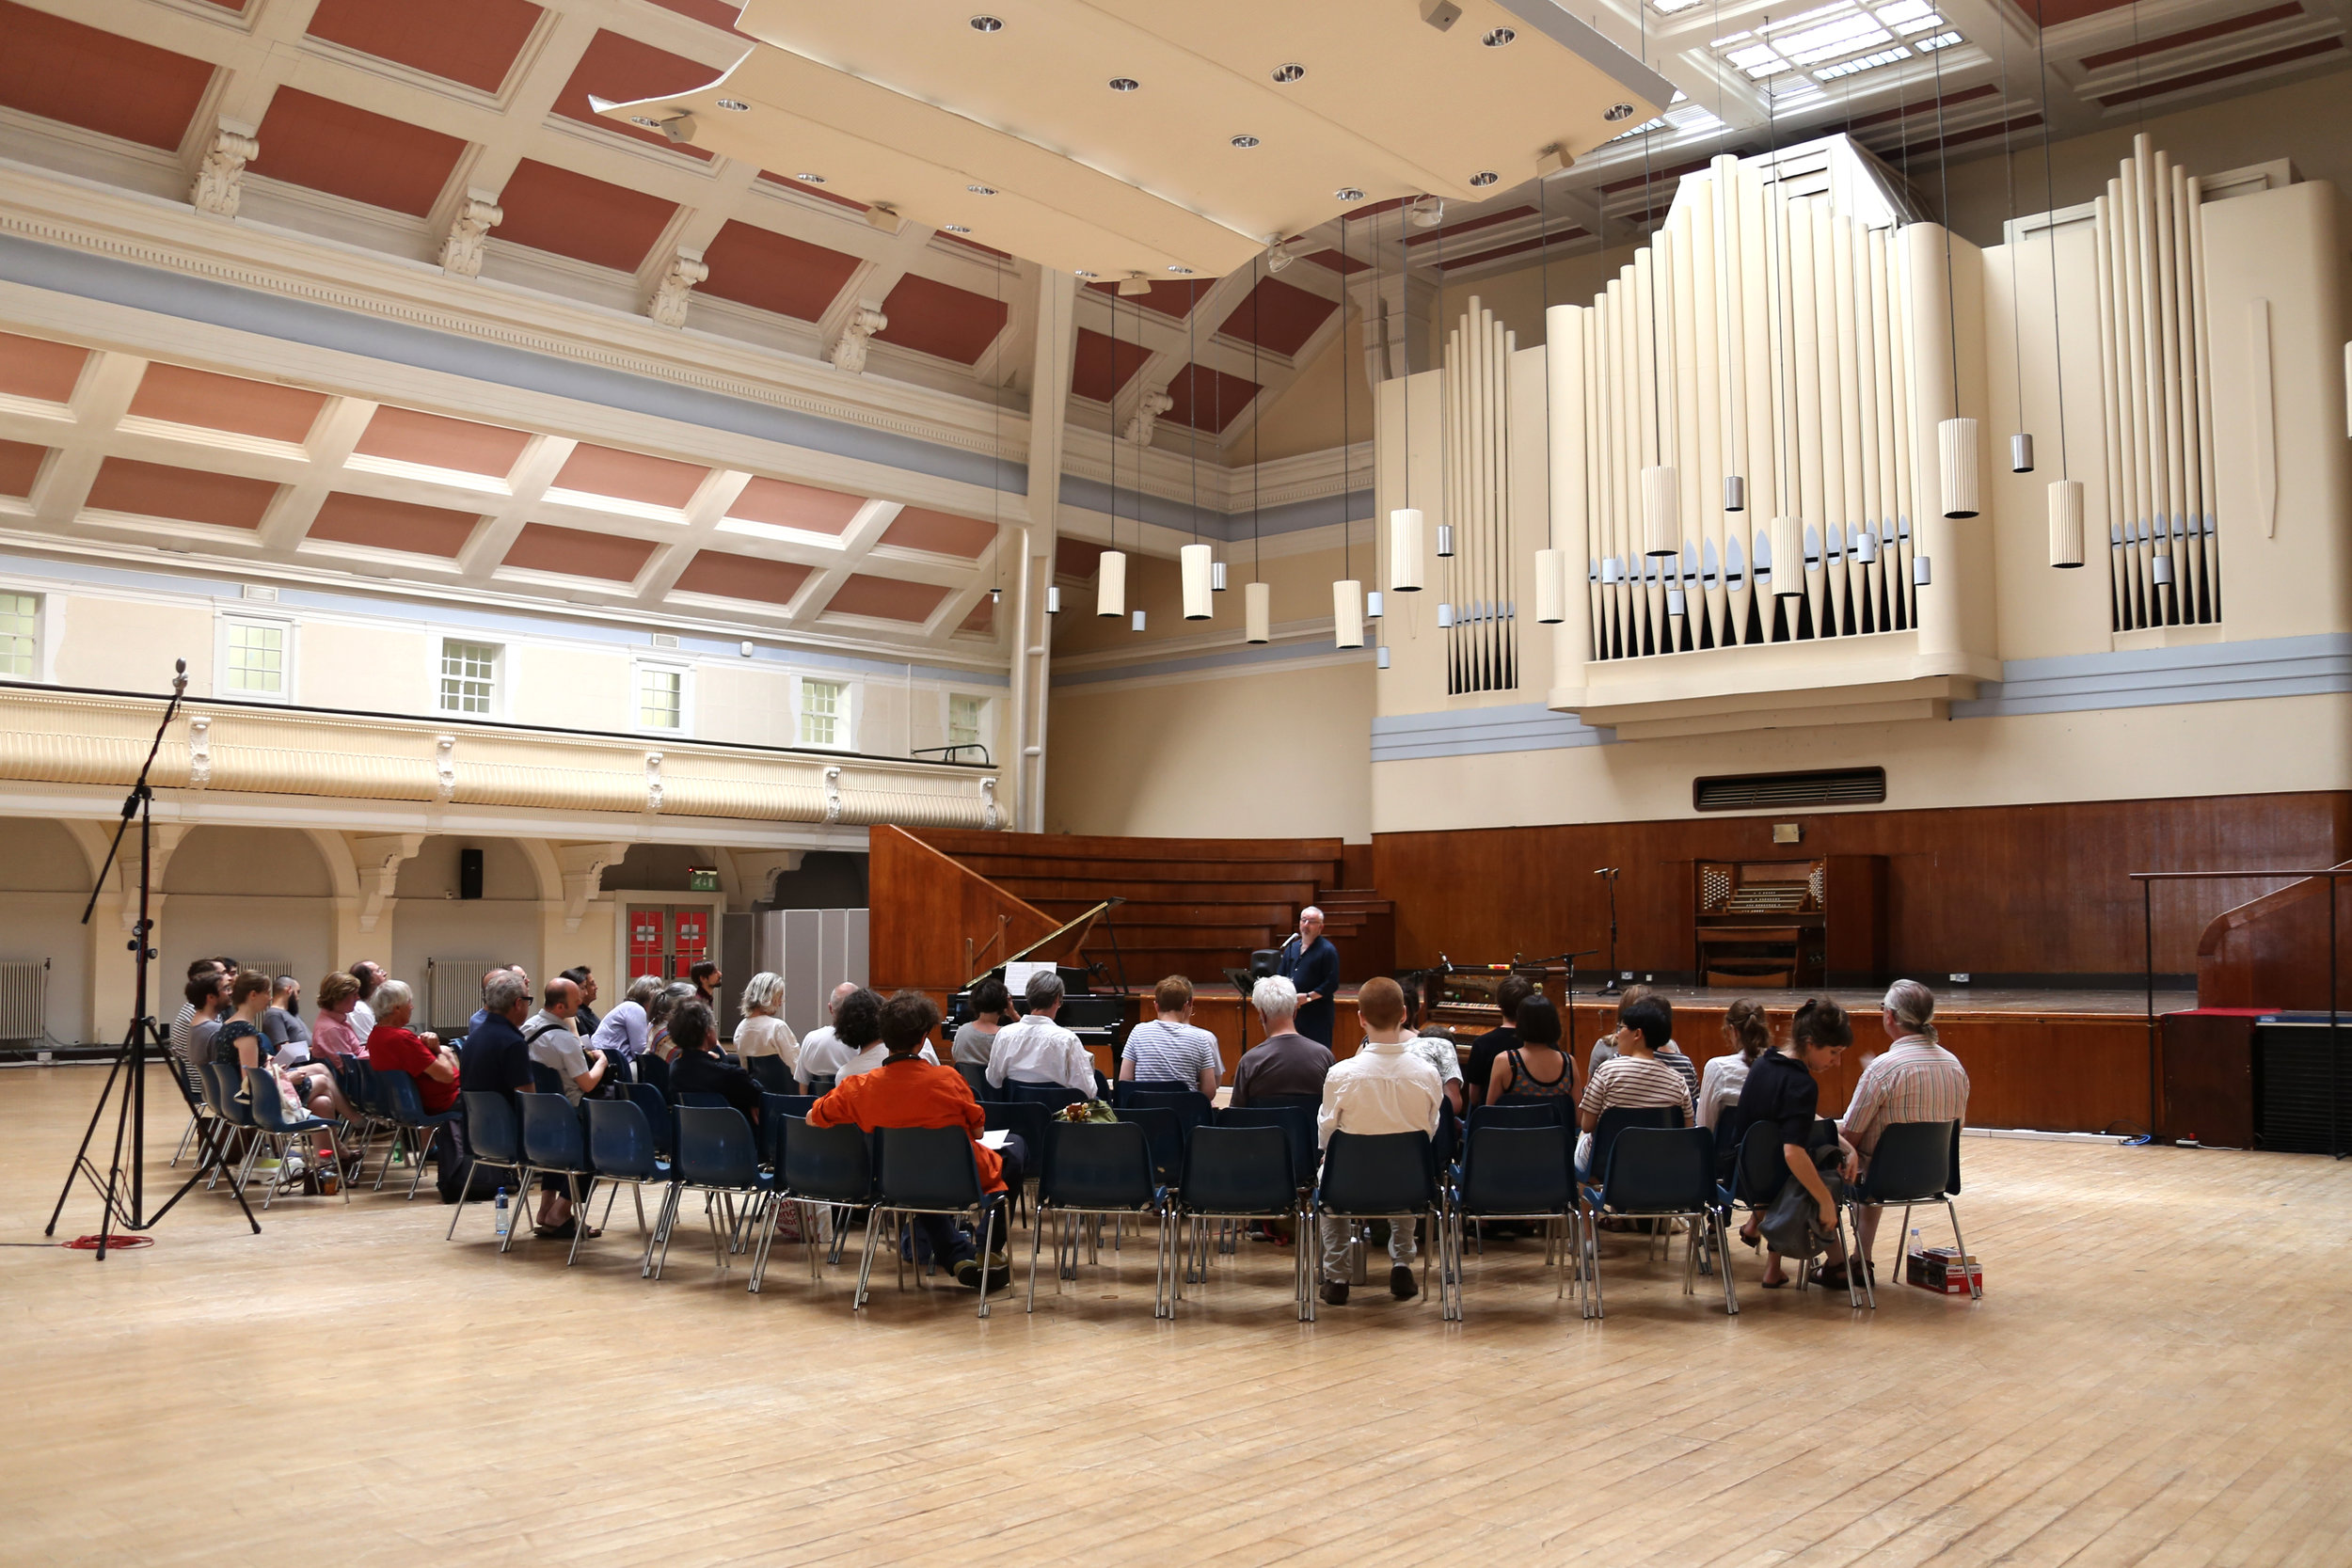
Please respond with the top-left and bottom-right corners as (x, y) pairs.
(868, 826), (1065, 993)
(1375, 792), (2351, 984)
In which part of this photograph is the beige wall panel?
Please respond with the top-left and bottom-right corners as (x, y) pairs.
(511, 642), (631, 734)
(53, 595), (214, 694)
(305, 618), (433, 715)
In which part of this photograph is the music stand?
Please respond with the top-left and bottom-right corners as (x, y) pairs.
(1549, 949), (1600, 1066)
(1223, 967), (1258, 1055)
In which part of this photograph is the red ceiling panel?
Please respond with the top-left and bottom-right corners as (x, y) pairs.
(305, 0), (542, 94)
(1303, 248), (1370, 276)
(1406, 205), (1535, 248)
(1055, 537), (1104, 578)
(197, 0), (245, 9)
(306, 492), (481, 557)
(353, 406), (532, 476)
(0, 2), (215, 151)
(0, 332), (89, 404)
(824, 573), (948, 622)
(699, 221), (864, 322)
(1071, 326), (1151, 404)
(1083, 277), (1210, 318)
(128, 364), (327, 443)
(2081, 4), (2301, 70)
(1217, 277), (1337, 357)
(673, 550), (810, 604)
(500, 522), (655, 580)
(0, 438), (47, 498)
(2036, 0), (2147, 23)
(727, 477), (864, 534)
(552, 30), (721, 161)
(1160, 362), (1262, 435)
(85, 458), (277, 529)
(958, 597), (995, 634)
(551, 444), (707, 508)
(495, 159), (678, 274)
(2096, 36), (2342, 104)
(247, 88), (468, 217)
(873, 275), (1011, 365)
(882, 506), (995, 559)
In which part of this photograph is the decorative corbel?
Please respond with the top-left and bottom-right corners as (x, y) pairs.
(823, 765), (843, 824)
(190, 120), (259, 218)
(348, 832), (424, 935)
(1122, 387), (1174, 445)
(829, 303), (889, 374)
(185, 714), (212, 789)
(646, 249), (708, 328)
(434, 735), (456, 802)
(440, 191), (503, 277)
(554, 841), (630, 932)
(645, 751), (664, 813)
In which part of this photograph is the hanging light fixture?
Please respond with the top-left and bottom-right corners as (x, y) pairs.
(1913, 555), (1933, 587)
(1180, 543), (1213, 617)
(1939, 416), (1981, 518)
(1245, 580), (1270, 643)
(1762, 66), (1804, 603)
(2048, 480), (2084, 568)
(1770, 513), (1805, 598)
(1436, 520), (1454, 558)
(1099, 293), (1126, 616)
(1997, 15), (2034, 476)
(1437, 601), (1454, 628)
(1096, 546), (1126, 617)
(1047, 584), (1061, 614)
(1713, 0), (1745, 516)
(1332, 212), (1363, 650)
(1132, 608), (1148, 630)
(1931, 28), (1979, 519)
(1635, 4), (1680, 562)
(1366, 589), (1384, 619)
(1211, 560), (1228, 592)
(2037, 0), (2082, 569)
(1375, 644), (1391, 670)
(1534, 148), (1566, 626)
(1534, 547), (1565, 624)
(1389, 202), (1424, 594)
(1333, 579), (1364, 648)
(1642, 465), (1679, 557)
(1856, 526), (1880, 565)
(1180, 279), (1214, 619)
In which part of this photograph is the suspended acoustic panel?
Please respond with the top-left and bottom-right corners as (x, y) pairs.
(1442, 299), (1518, 695)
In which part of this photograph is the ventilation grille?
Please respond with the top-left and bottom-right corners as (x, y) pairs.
(1693, 767), (1886, 813)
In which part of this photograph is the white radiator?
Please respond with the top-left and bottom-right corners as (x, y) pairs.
(0, 959), (51, 1040)
(425, 958), (502, 1035)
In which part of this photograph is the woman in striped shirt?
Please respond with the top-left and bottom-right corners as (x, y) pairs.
(1576, 996), (1693, 1180)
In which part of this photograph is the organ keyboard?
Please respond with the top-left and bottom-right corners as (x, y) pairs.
(1692, 856), (1886, 988)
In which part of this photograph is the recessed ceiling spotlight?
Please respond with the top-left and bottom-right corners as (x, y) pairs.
(1108, 77), (1140, 91)
(629, 116), (662, 128)
(1271, 62), (1306, 83)
(716, 98), (750, 112)
(1074, 269), (1097, 277)
(1470, 170), (1500, 186)
(1335, 186), (1366, 201)
(1230, 134), (1261, 149)
(967, 183), (996, 195)
(944, 224), (972, 233)
(1604, 103), (1637, 120)
(794, 171), (826, 182)
(969, 14), (1003, 31)
(1482, 25), (1517, 46)
(1168, 264), (1193, 274)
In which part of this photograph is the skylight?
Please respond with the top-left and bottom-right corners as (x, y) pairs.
(1704, 0), (1963, 93)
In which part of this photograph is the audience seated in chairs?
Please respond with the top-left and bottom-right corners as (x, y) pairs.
(1697, 999), (1770, 1140)
(588, 974), (662, 1069)
(1231, 975), (1334, 1108)
(668, 1001), (762, 1127)
(810, 990), (1025, 1291)
(169, 958), (225, 1064)
(647, 982), (694, 1059)
(839, 985), (935, 1080)
(215, 967), (350, 1123)
(262, 975), (310, 1063)
(733, 972), (799, 1079)
(1577, 996), (1692, 1180)
(1729, 996), (1858, 1290)
(1119, 974), (1222, 1096)
(310, 972), (368, 1063)
(1486, 995), (1576, 1108)
(1588, 985), (1701, 1104)
(1461, 973), (1537, 1109)
(563, 965), (601, 1037)
(1840, 980), (1969, 1273)
(1314, 975), (1443, 1307)
(366, 979), (461, 1121)
(526, 976), (606, 1104)
(459, 970), (536, 1115)
(986, 971), (1102, 1101)
(952, 977), (1014, 1067)
(179, 968), (230, 1071)
(796, 981), (865, 1085)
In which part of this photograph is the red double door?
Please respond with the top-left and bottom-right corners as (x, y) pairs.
(626, 904), (711, 982)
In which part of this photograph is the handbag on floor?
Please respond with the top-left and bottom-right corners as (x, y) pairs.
(1758, 1148), (1846, 1260)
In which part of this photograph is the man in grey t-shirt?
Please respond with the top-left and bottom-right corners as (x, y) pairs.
(262, 975), (311, 1063)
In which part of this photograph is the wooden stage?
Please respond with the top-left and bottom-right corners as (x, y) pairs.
(7, 1065), (2351, 1565)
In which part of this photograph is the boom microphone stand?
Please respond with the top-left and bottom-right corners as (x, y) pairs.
(45, 660), (260, 1257)
(1594, 868), (1624, 996)
(1547, 949), (1601, 1066)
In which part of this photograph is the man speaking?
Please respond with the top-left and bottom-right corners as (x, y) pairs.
(1276, 907), (1340, 1047)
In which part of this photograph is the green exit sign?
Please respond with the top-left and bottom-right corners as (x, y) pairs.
(688, 866), (720, 892)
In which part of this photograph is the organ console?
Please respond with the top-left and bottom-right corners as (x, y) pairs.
(1692, 856), (1887, 988)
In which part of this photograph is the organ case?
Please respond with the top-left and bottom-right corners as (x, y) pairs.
(1692, 855), (1886, 988)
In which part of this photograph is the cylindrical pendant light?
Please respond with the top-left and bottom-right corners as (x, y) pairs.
(2048, 480), (2084, 568)
(1179, 543), (1213, 620)
(1666, 587), (1687, 619)
(1437, 601), (1454, 628)
(1436, 522), (1454, 558)
(1724, 473), (1746, 514)
(2151, 552), (2174, 587)
(1365, 590), (1384, 620)
(1211, 560), (1229, 592)
(1913, 555), (1933, 587)
(1244, 580), (1270, 643)
(1389, 508), (1424, 591)
(1770, 515), (1806, 597)
(1132, 609), (1147, 631)
(1642, 465), (1680, 557)
(1534, 546), (1565, 625)
(1938, 417), (1980, 518)
(1856, 528), (1879, 565)
(1375, 644), (1391, 670)
(1599, 556), (1621, 586)
(2010, 432), (2035, 473)
(1333, 579), (1364, 648)
(1046, 584), (1061, 614)
(1096, 549), (1126, 617)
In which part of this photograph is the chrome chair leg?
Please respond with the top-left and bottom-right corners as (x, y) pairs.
(852, 1205), (884, 1310)
(1944, 1197), (1979, 1301)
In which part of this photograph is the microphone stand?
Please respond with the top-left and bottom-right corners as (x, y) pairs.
(1597, 869), (1624, 996)
(45, 661), (260, 1257)
(1546, 950), (1602, 1069)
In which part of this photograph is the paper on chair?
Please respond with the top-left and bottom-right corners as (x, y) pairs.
(979, 1130), (1011, 1150)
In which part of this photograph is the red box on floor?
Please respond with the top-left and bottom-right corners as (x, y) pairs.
(1905, 1246), (1983, 1294)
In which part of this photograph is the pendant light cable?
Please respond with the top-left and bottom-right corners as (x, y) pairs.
(1932, 25), (1960, 410)
(2036, 0), (2069, 481)
(1999, 14), (2024, 441)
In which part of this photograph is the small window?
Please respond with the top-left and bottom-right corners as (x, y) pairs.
(638, 665), (683, 730)
(223, 618), (289, 699)
(800, 678), (848, 748)
(437, 639), (497, 716)
(948, 693), (985, 755)
(0, 594), (37, 678)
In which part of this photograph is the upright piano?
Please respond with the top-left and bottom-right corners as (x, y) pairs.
(1692, 856), (1886, 988)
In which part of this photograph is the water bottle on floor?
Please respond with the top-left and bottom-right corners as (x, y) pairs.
(494, 1187), (509, 1239)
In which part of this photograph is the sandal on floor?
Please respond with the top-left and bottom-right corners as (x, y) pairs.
(1759, 1275), (1789, 1290)
(1808, 1260), (1871, 1289)
(1738, 1228), (1761, 1251)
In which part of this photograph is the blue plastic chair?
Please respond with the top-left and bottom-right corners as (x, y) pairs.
(1006, 1080), (1086, 1112)
(527, 1060), (565, 1096)
(625, 1081), (675, 1173)
(1028, 1119), (1168, 1316)
(1216, 1105), (1317, 1196)
(515, 1093), (599, 1264)
(1112, 1079), (1196, 1107)
(449, 1091), (529, 1241)
(1172, 1124), (1310, 1320)
(1844, 1119), (1971, 1307)
(801, 1073), (836, 1096)
(1446, 1123), (1580, 1320)
(858, 1126), (1002, 1317)
(1589, 1126), (1739, 1319)
(373, 1069), (462, 1199)
(760, 1116), (875, 1291)
(979, 1100), (1048, 1222)
(633, 1052), (671, 1099)
(583, 1097), (669, 1274)
(1313, 1130), (1440, 1317)
(167, 1053), (214, 1168)
(744, 1053), (797, 1094)
(1118, 1103), (1184, 1189)
(202, 1061), (262, 1196)
(242, 1066), (352, 1210)
(652, 1104), (767, 1280)
(1467, 1101), (1570, 1133)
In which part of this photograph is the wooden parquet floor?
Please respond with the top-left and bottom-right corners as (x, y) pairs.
(4, 1067), (2350, 1567)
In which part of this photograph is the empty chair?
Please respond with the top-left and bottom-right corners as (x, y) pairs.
(373, 1069), (462, 1200)
(1006, 1081), (1086, 1112)
(758, 1117), (874, 1292)
(1118, 1103), (1184, 1190)
(1844, 1119), (1972, 1307)
(242, 1066), (352, 1211)
(633, 1053), (671, 1099)
(1112, 1079), (1195, 1107)
(953, 1062), (993, 1102)
(1580, 1105), (1683, 1198)
(1172, 1124), (1310, 1320)
(857, 1126), (1003, 1318)
(652, 1104), (768, 1280)
(980, 1100), (1047, 1223)
(1445, 1123), (1579, 1321)
(583, 1096), (669, 1273)
(449, 1091), (529, 1242)
(744, 1053), (797, 1094)
(1587, 1126), (1738, 1320)
(1126, 1088), (1214, 1141)
(1313, 1131), (1441, 1319)
(1027, 1119), (1169, 1317)
(515, 1093), (599, 1264)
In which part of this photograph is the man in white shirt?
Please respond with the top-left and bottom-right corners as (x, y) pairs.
(348, 959), (385, 1046)
(796, 981), (866, 1085)
(1316, 976), (1442, 1307)
(525, 976), (607, 1104)
(986, 971), (1103, 1101)
(1118, 974), (1221, 1097)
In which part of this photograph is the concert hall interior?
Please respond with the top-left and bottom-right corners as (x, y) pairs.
(3, 0), (2350, 1561)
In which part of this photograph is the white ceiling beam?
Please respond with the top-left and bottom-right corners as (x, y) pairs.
(454, 434), (575, 581)
(255, 394), (377, 552)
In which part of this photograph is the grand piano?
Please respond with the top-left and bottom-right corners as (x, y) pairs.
(943, 897), (1133, 1059)
(1692, 856), (1886, 988)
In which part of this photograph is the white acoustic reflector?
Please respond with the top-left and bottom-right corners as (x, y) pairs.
(1211, 560), (1229, 592)
(2151, 552), (2175, 586)
(1437, 601), (1454, 628)
(2048, 480), (2085, 568)
(1046, 584), (1061, 614)
(1096, 549), (1126, 617)
(1724, 473), (1746, 513)
(1332, 579), (1364, 648)
(1641, 465), (1680, 556)
(1938, 417), (1980, 518)
(1131, 609), (1147, 631)
(1244, 580), (1270, 643)
(1436, 522), (1454, 558)
(1375, 645), (1391, 670)
(1389, 508), (1424, 591)
(1913, 555), (1933, 587)
(1365, 590), (1384, 620)
(1179, 543), (1213, 620)
(2010, 432), (2035, 473)
(1534, 547), (1565, 624)
(1770, 515), (1806, 597)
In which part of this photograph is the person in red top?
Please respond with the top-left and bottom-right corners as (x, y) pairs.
(364, 978), (460, 1116)
(809, 990), (1025, 1291)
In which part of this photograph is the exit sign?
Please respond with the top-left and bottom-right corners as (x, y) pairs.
(688, 866), (720, 892)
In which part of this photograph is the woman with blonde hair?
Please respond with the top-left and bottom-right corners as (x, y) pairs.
(733, 971), (799, 1075)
